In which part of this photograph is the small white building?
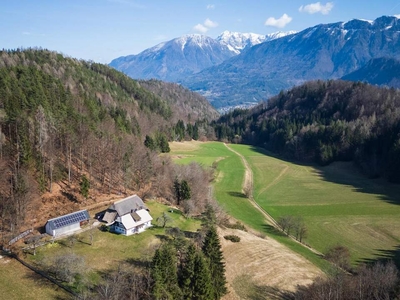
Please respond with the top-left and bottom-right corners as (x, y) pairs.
(101, 195), (152, 236)
(45, 210), (90, 237)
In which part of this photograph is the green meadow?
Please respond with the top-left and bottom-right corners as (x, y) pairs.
(170, 141), (400, 267)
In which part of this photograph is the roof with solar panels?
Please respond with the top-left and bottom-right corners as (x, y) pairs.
(46, 210), (90, 231)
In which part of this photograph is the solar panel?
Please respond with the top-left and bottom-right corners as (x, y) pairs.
(49, 210), (90, 229)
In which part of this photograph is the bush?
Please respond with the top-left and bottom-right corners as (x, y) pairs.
(100, 224), (109, 232)
(223, 221), (247, 231)
(224, 235), (240, 242)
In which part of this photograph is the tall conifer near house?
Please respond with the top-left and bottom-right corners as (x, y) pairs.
(192, 252), (213, 300)
(151, 244), (182, 299)
(180, 243), (196, 299)
(202, 226), (227, 299)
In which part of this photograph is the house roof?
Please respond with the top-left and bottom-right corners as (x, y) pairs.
(46, 210), (90, 231)
(102, 210), (117, 225)
(130, 211), (141, 222)
(120, 209), (153, 230)
(109, 195), (147, 216)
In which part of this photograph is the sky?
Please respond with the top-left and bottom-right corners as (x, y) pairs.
(1, 0), (400, 63)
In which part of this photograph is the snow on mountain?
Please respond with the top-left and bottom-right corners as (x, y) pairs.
(216, 30), (296, 54)
(182, 16), (400, 109)
(109, 34), (234, 82)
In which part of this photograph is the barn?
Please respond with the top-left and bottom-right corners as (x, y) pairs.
(45, 210), (90, 237)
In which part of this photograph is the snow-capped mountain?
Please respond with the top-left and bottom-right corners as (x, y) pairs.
(182, 16), (400, 108)
(109, 30), (295, 82)
(216, 30), (296, 54)
(109, 34), (235, 82)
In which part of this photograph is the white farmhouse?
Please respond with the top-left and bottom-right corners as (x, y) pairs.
(101, 195), (152, 236)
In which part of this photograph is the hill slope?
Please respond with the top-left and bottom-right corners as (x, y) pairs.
(213, 80), (400, 182)
(0, 48), (215, 238)
(182, 16), (400, 108)
(342, 57), (400, 88)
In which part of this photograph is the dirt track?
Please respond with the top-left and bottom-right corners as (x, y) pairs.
(221, 143), (324, 298)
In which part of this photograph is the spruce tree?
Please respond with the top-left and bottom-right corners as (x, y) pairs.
(151, 244), (182, 299)
(192, 252), (213, 300)
(180, 243), (196, 299)
(202, 226), (227, 299)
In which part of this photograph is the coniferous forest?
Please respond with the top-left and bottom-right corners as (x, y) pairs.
(213, 80), (400, 182)
(0, 48), (217, 236)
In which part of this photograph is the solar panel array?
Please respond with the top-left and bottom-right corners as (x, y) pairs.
(52, 211), (88, 229)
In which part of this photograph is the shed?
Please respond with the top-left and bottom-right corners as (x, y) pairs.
(45, 210), (90, 237)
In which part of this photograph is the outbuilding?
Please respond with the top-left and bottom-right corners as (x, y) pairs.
(45, 210), (90, 237)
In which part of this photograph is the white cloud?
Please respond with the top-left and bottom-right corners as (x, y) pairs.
(193, 18), (219, 33)
(299, 2), (334, 15)
(204, 18), (218, 28)
(193, 24), (209, 33)
(207, 4), (215, 10)
(264, 13), (292, 28)
(22, 32), (31, 35)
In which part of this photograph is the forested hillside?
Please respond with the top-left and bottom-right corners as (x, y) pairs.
(0, 48), (215, 238)
(213, 80), (400, 182)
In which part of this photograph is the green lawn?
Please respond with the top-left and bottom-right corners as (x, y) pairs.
(170, 142), (330, 271)
(228, 143), (400, 264)
(30, 200), (201, 278)
(170, 141), (400, 269)
(0, 258), (71, 300)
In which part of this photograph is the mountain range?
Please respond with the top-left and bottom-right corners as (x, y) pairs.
(181, 15), (400, 109)
(109, 31), (295, 83)
(110, 15), (400, 110)
(342, 57), (400, 88)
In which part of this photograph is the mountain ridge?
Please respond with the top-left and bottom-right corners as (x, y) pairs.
(109, 30), (295, 83)
(181, 15), (400, 109)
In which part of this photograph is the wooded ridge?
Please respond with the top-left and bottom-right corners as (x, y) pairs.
(213, 80), (400, 182)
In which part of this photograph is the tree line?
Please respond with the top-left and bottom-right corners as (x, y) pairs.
(0, 48), (215, 240)
(213, 80), (400, 183)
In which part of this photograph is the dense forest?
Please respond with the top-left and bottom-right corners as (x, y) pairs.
(213, 80), (400, 182)
(0, 48), (217, 240)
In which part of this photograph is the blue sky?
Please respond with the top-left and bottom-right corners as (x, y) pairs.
(1, 0), (400, 63)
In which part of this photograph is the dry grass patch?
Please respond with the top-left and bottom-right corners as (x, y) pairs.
(169, 140), (203, 152)
(0, 256), (70, 300)
(219, 227), (323, 300)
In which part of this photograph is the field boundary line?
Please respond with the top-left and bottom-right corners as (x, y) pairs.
(223, 143), (324, 257)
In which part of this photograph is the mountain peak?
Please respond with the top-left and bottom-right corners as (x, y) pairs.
(216, 30), (295, 54)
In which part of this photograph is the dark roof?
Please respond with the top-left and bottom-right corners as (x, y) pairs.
(130, 211), (141, 222)
(46, 210), (90, 231)
(109, 195), (147, 216)
(102, 210), (117, 225)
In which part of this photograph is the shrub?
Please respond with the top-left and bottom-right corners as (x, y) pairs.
(224, 235), (240, 242)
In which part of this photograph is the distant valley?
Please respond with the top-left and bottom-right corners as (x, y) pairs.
(110, 16), (400, 110)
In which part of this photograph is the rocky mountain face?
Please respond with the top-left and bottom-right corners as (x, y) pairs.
(109, 34), (235, 82)
(342, 57), (400, 88)
(216, 30), (296, 54)
(109, 31), (294, 84)
(181, 16), (400, 109)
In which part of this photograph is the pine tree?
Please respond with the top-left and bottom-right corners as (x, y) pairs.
(202, 226), (227, 299)
(180, 180), (191, 201)
(192, 252), (213, 300)
(151, 244), (182, 300)
(180, 244), (196, 299)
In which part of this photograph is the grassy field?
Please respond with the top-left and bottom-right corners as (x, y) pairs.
(170, 142), (329, 270)
(170, 141), (400, 267)
(0, 257), (70, 300)
(26, 200), (201, 292)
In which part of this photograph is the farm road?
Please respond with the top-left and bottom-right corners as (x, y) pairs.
(223, 143), (323, 257)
